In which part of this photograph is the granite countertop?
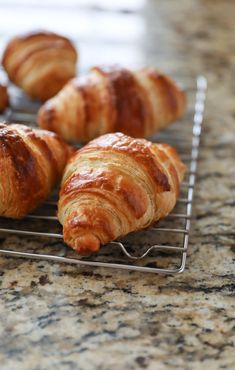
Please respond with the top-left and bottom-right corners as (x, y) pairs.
(0, 1), (234, 369)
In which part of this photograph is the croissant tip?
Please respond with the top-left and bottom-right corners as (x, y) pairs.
(72, 234), (101, 255)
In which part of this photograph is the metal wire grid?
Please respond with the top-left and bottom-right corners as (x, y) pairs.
(0, 75), (207, 274)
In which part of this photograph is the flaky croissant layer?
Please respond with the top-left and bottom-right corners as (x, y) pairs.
(58, 132), (186, 254)
(38, 66), (186, 143)
(0, 122), (71, 218)
(2, 30), (78, 101)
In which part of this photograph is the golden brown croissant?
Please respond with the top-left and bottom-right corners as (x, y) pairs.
(0, 84), (9, 113)
(0, 122), (71, 219)
(2, 31), (77, 101)
(38, 66), (186, 143)
(58, 132), (186, 254)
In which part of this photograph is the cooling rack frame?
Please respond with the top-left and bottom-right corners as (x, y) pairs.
(0, 75), (207, 274)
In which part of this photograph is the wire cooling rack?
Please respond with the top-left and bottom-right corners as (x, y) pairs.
(0, 75), (207, 274)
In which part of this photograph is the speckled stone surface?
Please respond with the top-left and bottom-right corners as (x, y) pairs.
(0, 1), (235, 369)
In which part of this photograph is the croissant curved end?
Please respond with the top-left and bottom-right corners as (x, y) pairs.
(71, 234), (101, 255)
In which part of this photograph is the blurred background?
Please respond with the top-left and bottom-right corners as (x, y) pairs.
(0, 0), (149, 71)
(1, 0), (233, 78)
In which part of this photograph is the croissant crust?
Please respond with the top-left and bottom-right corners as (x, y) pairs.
(0, 84), (9, 113)
(58, 132), (186, 254)
(38, 66), (186, 142)
(2, 31), (77, 101)
(0, 122), (71, 218)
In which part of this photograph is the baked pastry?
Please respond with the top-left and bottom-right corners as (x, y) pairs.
(2, 31), (77, 101)
(0, 84), (9, 113)
(38, 66), (186, 143)
(0, 122), (71, 218)
(58, 132), (186, 254)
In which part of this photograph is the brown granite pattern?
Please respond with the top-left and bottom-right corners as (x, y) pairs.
(0, 0), (235, 369)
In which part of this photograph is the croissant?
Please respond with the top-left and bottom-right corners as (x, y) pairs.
(2, 31), (77, 101)
(0, 84), (9, 113)
(58, 132), (186, 254)
(38, 66), (186, 143)
(0, 122), (71, 219)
